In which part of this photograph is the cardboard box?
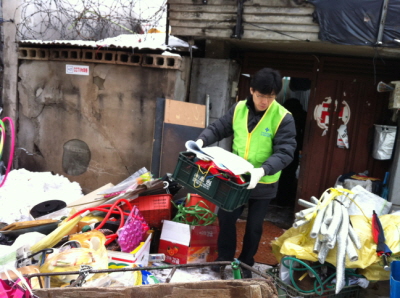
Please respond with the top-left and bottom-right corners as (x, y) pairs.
(67, 183), (114, 211)
(107, 233), (152, 269)
(158, 220), (219, 265)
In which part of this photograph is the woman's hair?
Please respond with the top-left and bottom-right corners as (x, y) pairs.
(250, 68), (282, 95)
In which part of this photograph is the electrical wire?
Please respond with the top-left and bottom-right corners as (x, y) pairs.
(244, 21), (311, 42)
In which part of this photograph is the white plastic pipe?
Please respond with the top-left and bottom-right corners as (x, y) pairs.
(327, 233), (337, 249)
(318, 223), (329, 242)
(326, 201), (343, 241)
(336, 205), (349, 294)
(299, 206), (316, 217)
(293, 219), (310, 228)
(318, 242), (330, 264)
(313, 239), (322, 253)
(346, 235), (359, 262)
(324, 201), (334, 225)
(298, 199), (316, 209)
(348, 224), (362, 250)
(310, 196), (320, 205)
(310, 205), (327, 238)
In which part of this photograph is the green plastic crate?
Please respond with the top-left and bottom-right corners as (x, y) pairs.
(172, 152), (252, 211)
(266, 267), (360, 298)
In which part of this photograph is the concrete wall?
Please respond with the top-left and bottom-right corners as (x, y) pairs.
(17, 59), (188, 193)
(188, 58), (240, 150)
(2, 0), (21, 120)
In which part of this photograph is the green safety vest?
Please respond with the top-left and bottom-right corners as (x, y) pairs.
(232, 100), (289, 184)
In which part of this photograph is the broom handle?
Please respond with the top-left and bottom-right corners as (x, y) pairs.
(382, 255), (390, 271)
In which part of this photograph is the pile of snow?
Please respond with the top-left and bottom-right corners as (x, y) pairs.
(0, 169), (82, 224)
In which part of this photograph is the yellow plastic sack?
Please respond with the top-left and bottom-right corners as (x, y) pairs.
(272, 214), (400, 280)
(30, 210), (88, 253)
(39, 230), (108, 287)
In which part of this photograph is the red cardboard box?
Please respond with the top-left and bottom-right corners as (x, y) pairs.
(158, 220), (219, 265)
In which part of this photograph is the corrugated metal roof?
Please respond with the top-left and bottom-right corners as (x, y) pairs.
(19, 33), (193, 51)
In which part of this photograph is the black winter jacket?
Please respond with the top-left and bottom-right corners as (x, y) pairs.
(197, 96), (297, 199)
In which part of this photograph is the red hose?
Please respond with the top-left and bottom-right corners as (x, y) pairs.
(68, 199), (136, 246)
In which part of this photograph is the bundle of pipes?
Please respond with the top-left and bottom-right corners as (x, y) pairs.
(293, 189), (361, 294)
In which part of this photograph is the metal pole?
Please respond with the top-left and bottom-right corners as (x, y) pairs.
(165, 3), (170, 46)
(26, 261), (233, 279)
(205, 94), (210, 127)
(376, 0), (390, 45)
(165, 266), (177, 283)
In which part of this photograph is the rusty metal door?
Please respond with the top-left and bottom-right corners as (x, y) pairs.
(298, 74), (392, 202)
(241, 53), (399, 205)
(297, 56), (399, 203)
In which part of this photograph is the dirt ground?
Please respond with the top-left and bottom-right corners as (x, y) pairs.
(235, 220), (285, 266)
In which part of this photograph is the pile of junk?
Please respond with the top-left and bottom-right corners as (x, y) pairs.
(271, 172), (400, 297)
(0, 163), (231, 288)
(1, 148), (280, 297)
(2, 146), (400, 297)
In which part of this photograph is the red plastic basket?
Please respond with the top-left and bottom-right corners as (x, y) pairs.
(186, 194), (217, 213)
(185, 194), (217, 225)
(124, 194), (173, 229)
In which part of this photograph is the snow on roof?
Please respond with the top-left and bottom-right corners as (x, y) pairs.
(19, 33), (194, 51)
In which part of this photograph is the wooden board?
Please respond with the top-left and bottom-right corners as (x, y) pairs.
(164, 99), (206, 128)
(160, 123), (204, 176)
(151, 97), (167, 178)
(0, 219), (59, 231)
(33, 279), (278, 298)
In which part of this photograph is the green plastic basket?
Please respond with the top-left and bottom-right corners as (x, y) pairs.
(172, 152), (252, 211)
(266, 267), (360, 298)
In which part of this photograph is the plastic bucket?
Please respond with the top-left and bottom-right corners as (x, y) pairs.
(391, 260), (400, 298)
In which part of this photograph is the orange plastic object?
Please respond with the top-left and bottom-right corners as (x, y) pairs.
(124, 194), (173, 229)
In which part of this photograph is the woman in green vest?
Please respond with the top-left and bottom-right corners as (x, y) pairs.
(196, 68), (296, 278)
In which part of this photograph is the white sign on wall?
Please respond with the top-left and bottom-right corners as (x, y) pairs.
(66, 65), (89, 76)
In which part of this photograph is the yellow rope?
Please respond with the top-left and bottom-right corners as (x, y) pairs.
(343, 194), (372, 225)
(193, 164), (213, 188)
(298, 187), (373, 245)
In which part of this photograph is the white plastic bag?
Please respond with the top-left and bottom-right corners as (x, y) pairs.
(372, 125), (397, 160)
(348, 185), (392, 216)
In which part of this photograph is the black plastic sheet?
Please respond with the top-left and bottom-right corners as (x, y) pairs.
(309, 0), (400, 47)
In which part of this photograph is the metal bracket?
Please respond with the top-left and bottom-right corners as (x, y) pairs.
(69, 265), (93, 287)
(231, 0), (246, 39)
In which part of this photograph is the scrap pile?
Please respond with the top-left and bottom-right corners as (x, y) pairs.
(294, 188), (361, 293)
(272, 185), (397, 296)
(0, 166), (223, 292)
